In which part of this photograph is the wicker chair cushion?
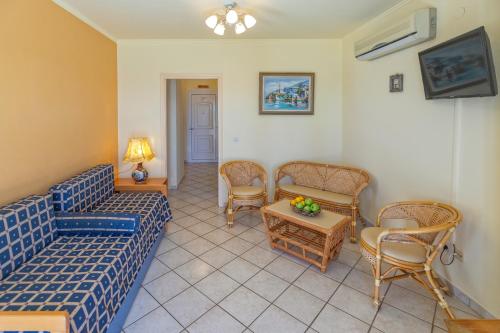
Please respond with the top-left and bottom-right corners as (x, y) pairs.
(381, 218), (419, 229)
(361, 227), (427, 263)
(232, 185), (265, 196)
(280, 184), (352, 205)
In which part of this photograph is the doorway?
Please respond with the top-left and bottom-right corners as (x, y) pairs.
(165, 78), (218, 189)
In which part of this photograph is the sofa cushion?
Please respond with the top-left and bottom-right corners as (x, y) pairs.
(55, 212), (142, 236)
(0, 235), (139, 333)
(0, 195), (56, 280)
(232, 186), (265, 196)
(279, 184), (352, 205)
(50, 164), (114, 213)
(361, 227), (427, 264)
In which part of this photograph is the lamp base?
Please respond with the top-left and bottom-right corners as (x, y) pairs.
(132, 162), (149, 184)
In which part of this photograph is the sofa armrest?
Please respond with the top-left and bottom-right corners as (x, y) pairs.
(55, 211), (141, 235)
(0, 311), (69, 333)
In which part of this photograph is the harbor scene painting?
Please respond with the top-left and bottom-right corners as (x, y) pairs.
(259, 73), (315, 114)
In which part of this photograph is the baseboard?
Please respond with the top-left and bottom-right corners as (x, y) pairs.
(361, 216), (495, 319)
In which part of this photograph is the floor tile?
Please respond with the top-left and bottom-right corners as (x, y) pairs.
(225, 223), (251, 235)
(238, 228), (267, 244)
(279, 251), (312, 268)
(187, 222), (217, 236)
(182, 237), (216, 256)
(164, 287), (215, 327)
(174, 258), (216, 284)
(144, 271), (190, 304)
(195, 271), (241, 303)
(220, 237), (254, 255)
(373, 304), (432, 333)
(343, 268), (389, 297)
(124, 287), (160, 327)
(203, 229), (234, 244)
(244, 270), (290, 302)
(168, 229), (199, 245)
(179, 204), (204, 215)
(337, 248), (361, 267)
(205, 214), (228, 227)
(170, 199), (190, 209)
(293, 269), (340, 301)
(143, 258), (170, 284)
(188, 306), (245, 333)
(166, 221), (184, 234)
(207, 205), (226, 214)
(275, 285), (325, 325)
(264, 256), (306, 283)
(311, 304), (370, 333)
(329, 285), (378, 323)
(220, 286), (270, 326)
(199, 246), (237, 268)
(173, 216), (202, 228)
(384, 284), (436, 323)
(221, 257), (260, 283)
(124, 306), (183, 333)
(434, 305), (477, 330)
(240, 246), (278, 268)
(191, 210), (217, 221)
(310, 261), (352, 282)
(250, 305), (307, 333)
(157, 246), (195, 269)
(156, 237), (178, 256)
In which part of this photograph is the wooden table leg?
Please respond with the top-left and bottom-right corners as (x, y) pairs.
(320, 231), (334, 272)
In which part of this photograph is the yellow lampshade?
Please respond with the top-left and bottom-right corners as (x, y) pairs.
(123, 137), (155, 163)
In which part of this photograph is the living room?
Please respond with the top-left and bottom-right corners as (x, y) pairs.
(1, 0), (499, 332)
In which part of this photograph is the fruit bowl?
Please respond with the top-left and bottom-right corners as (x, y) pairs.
(293, 206), (321, 217)
(290, 196), (321, 217)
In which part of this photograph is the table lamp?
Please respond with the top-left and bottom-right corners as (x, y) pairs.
(123, 137), (155, 183)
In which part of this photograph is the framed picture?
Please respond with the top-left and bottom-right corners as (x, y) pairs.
(259, 72), (315, 115)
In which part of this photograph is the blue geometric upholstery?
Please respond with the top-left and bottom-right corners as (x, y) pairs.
(50, 165), (114, 213)
(0, 195), (56, 280)
(0, 166), (173, 333)
(55, 212), (141, 236)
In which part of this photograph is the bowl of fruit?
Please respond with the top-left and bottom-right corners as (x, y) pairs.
(290, 196), (321, 217)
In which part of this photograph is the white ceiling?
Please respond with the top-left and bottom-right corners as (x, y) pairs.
(53, 0), (404, 40)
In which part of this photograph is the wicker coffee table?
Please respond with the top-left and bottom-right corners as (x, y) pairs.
(261, 200), (350, 272)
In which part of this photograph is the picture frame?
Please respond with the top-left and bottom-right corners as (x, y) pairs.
(259, 72), (315, 115)
(390, 74), (404, 92)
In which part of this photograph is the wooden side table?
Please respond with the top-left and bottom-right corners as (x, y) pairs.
(114, 178), (168, 197)
(261, 200), (350, 272)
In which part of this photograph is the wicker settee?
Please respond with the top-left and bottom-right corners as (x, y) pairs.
(274, 161), (370, 242)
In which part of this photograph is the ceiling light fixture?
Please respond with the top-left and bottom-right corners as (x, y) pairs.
(205, 1), (256, 36)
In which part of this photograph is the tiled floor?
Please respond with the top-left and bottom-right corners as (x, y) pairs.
(123, 163), (480, 333)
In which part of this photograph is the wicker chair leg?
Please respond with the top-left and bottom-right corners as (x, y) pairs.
(350, 206), (358, 243)
(274, 189), (280, 202)
(263, 193), (268, 207)
(426, 266), (455, 319)
(227, 196), (234, 228)
(373, 258), (382, 306)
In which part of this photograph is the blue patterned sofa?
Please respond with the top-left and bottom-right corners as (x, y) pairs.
(0, 164), (172, 333)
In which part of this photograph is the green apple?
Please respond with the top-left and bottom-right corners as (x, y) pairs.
(296, 202), (305, 209)
(311, 203), (320, 212)
(304, 198), (313, 206)
(303, 205), (312, 213)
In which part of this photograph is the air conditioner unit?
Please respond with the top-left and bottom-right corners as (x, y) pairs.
(355, 8), (437, 61)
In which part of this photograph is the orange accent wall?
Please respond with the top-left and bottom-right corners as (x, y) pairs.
(0, 0), (117, 205)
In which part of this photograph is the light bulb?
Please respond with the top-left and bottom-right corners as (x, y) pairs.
(205, 15), (218, 29)
(214, 23), (225, 36)
(235, 22), (246, 34)
(244, 14), (256, 28)
(226, 9), (238, 24)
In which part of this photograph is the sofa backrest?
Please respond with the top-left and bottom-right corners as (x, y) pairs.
(50, 164), (114, 212)
(0, 194), (57, 280)
(276, 161), (370, 196)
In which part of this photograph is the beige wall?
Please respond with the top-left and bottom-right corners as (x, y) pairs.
(342, 0), (500, 317)
(0, 0), (117, 205)
(118, 39), (343, 200)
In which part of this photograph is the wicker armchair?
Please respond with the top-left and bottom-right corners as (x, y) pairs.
(220, 160), (268, 227)
(359, 201), (462, 319)
(274, 161), (370, 242)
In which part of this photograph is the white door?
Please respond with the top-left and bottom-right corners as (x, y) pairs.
(188, 93), (217, 162)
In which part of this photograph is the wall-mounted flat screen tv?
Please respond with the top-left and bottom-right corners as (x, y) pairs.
(419, 26), (497, 99)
